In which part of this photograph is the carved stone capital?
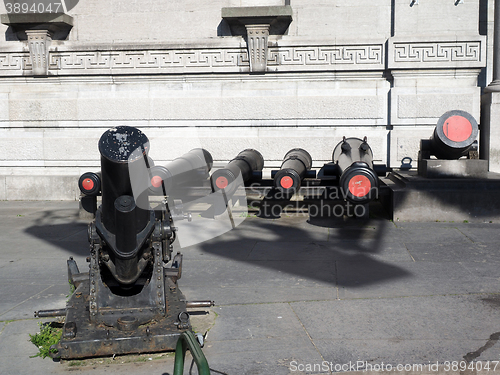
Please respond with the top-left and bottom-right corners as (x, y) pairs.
(26, 30), (51, 76)
(245, 24), (269, 73)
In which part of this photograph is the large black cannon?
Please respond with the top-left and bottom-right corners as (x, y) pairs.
(417, 110), (486, 178)
(273, 148), (313, 194)
(422, 110), (479, 160)
(41, 126), (213, 359)
(148, 148), (213, 196)
(332, 137), (379, 204)
(211, 149), (264, 193)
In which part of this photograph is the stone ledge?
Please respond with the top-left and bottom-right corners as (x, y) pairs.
(221, 5), (293, 20)
(221, 5), (292, 36)
(0, 13), (73, 40)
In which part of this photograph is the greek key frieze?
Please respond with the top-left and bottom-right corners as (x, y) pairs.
(393, 42), (481, 63)
(49, 49), (249, 70)
(268, 45), (383, 66)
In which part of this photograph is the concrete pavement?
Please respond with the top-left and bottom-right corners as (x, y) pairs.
(1, 201), (500, 374)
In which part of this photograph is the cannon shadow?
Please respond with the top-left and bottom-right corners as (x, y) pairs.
(23, 201), (412, 296)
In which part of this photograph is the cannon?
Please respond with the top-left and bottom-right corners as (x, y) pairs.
(211, 149), (264, 193)
(420, 110), (479, 160)
(273, 148), (313, 194)
(332, 137), (379, 204)
(148, 148), (213, 196)
(417, 110), (487, 178)
(44, 126), (213, 359)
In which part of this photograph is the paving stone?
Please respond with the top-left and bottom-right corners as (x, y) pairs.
(181, 259), (336, 289)
(0, 320), (54, 375)
(0, 284), (53, 319)
(181, 285), (337, 305)
(0, 284), (69, 321)
(405, 242), (498, 262)
(0, 258), (71, 283)
(314, 338), (500, 368)
(290, 294), (500, 341)
(327, 224), (402, 243)
(395, 227), (471, 244)
(456, 226), (500, 243)
(248, 240), (412, 262)
(207, 304), (309, 342)
(180, 236), (257, 261)
(202, 339), (324, 375)
(180, 258), (337, 304)
(336, 260), (485, 298)
(232, 216), (329, 242)
(461, 261), (500, 279)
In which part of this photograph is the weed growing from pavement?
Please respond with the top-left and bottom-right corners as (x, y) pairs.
(29, 322), (62, 358)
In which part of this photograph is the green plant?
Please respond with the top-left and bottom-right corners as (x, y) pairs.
(66, 280), (75, 299)
(29, 322), (62, 358)
(463, 220), (469, 223)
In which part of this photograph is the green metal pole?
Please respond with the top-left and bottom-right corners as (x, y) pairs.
(173, 331), (210, 375)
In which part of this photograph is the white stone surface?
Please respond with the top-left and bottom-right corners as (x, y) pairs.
(227, 1), (286, 7)
(0, 176), (5, 200)
(481, 92), (500, 173)
(389, 126), (435, 168)
(390, 87), (481, 126)
(0, 0), (491, 199)
(394, 0), (479, 36)
(292, 0), (392, 39)
(0, 77), (390, 124)
(4, 175), (80, 200)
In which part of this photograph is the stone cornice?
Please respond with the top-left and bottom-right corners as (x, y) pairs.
(0, 36), (486, 77)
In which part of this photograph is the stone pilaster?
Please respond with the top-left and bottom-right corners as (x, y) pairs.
(245, 24), (269, 73)
(481, 0), (500, 171)
(486, 0), (500, 92)
(26, 30), (51, 76)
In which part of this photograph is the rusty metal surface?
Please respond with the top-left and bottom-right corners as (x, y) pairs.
(52, 256), (190, 359)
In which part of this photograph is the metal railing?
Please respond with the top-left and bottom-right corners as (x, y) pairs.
(173, 331), (210, 375)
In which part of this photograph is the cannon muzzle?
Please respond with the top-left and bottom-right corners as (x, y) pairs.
(211, 149), (264, 193)
(428, 110), (479, 159)
(273, 148), (312, 194)
(332, 137), (379, 204)
(148, 148), (213, 195)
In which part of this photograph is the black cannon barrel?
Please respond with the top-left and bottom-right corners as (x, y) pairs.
(429, 110), (479, 159)
(148, 148), (213, 195)
(98, 126), (151, 235)
(332, 137), (379, 204)
(211, 149), (264, 192)
(78, 172), (101, 196)
(274, 148), (312, 193)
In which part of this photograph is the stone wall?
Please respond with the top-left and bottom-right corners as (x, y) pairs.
(0, 0), (489, 199)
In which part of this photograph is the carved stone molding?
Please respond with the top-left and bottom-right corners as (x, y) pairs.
(388, 36), (486, 69)
(268, 45), (383, 68)
(245, 24), (269, 72)
(26, 30), (51, 76)
(0, 42), (388, 76)
(0, 37), (485, 77)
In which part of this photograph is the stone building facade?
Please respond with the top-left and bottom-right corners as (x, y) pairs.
(0, 0), (491, 199)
